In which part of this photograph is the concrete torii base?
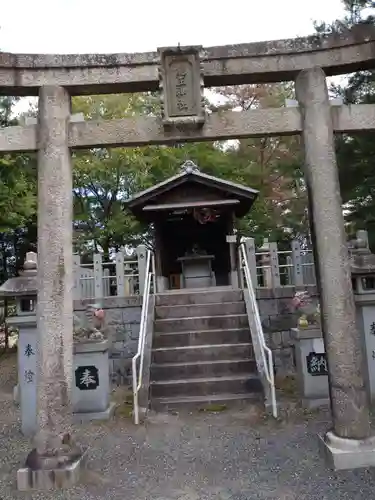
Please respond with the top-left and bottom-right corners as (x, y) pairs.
(319, 431), (375, 470)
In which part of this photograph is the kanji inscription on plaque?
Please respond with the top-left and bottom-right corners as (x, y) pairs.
(158, 45), (205, 128)
(306, 352), (328, 376)
(75, 365), (99, 390)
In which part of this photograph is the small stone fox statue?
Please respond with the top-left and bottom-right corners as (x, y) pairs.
(73, 303), (105, 342)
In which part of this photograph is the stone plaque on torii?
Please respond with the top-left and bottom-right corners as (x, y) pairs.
(158, 45), (205, 129)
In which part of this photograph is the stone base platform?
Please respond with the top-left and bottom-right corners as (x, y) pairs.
(73, 401), (116, 423)
(303, 397), (330, 410)
(319, 431), (375, 470)
(17, 451), (86, 491)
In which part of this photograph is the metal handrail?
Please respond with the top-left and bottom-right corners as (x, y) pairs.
(239, 243), (277, 418)
(132, 250), (154, 425)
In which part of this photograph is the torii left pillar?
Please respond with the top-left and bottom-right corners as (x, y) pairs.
(17, 86), (85, 491)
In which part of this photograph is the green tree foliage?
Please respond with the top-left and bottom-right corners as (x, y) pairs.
(319, 1), (375, 248)
(0, 98), (37, 280)
(0, 98), (36, 231)
(0, 83), (306, 273)
(315, 0), (375, 33)
(71, 94), (236, 256)
(211, 84), (308, 246)
(71, 85), (307, 255)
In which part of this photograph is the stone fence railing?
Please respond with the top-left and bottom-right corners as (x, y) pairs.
(244, 238), (315, 288)
(73, 239), (316, 300)
(73, 250), (142, 300)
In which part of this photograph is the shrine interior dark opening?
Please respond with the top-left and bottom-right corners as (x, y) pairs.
(158, 209), (231, 289)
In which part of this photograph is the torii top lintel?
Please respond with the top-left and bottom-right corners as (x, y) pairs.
(1, 24), (375, 95)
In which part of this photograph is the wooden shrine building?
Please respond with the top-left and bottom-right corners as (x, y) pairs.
(126, 160), (258, 292)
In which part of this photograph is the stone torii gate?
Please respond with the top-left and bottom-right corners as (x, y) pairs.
(2, 25), (375, 487)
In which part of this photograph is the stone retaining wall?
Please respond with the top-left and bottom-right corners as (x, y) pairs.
(256, 285), (319, 375)
(74, 285), (319, 385)
(74, 296), (142, 386)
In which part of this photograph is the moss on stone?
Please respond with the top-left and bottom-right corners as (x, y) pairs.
(198, 404), (227, 413)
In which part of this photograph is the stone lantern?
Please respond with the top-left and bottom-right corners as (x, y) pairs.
(0, 252), (38, 436)
(350, 230), (375, 402)
(0, 251), (114, 438)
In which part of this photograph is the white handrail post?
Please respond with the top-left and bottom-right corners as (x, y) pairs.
(242, 237), (257, 288)
(132, 249), (154, 425)
(238, 246), (245, 290)
(151, 253), (156, 293)
(132, 354), (139, 425)
(239, 243), (277, 419)
(136, 245), (147, 295)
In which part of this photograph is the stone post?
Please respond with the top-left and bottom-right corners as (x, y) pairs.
(227, 234), (239, 288)
(137, 244), (147, 294)
(296, 68), (375, 470)
(18, 86), (83, 491)
(259, 239), (272, 288)
(241, 237), (257, 289)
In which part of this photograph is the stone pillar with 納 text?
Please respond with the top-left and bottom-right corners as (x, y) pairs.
(296, 67), (375, 471)
(17, 86), (83, 491)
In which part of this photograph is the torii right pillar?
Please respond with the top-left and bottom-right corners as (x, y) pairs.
(296, 67), (375, 470)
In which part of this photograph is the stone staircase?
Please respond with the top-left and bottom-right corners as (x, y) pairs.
(150, 288), (263, 411)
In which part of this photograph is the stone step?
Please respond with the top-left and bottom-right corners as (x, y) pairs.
(151, 374), (262, 399)
(155, 301), (246, 319)
(154, 314), (249, 333)
(151, 392), (262, 412)
(153, 327), (250, 349)
(151, 358), (256, 381)
(152, 343), (254, 364)
(155, 288), (243, 306)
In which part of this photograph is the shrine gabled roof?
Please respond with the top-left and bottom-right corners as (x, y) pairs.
(125, 160), (259, 212)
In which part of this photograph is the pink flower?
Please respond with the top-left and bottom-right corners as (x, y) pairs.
(94, 308), (105, 320)
(292, 296), (302, 308)
(291, 291), (310, 310)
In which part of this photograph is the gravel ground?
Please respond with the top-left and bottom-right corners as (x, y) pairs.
(1, 354), (375, 499)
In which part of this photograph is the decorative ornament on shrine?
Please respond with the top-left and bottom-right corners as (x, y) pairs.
(193, 207), (219, 224)
(158, 45), (206, 129)
(180, 159), (200, 174)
